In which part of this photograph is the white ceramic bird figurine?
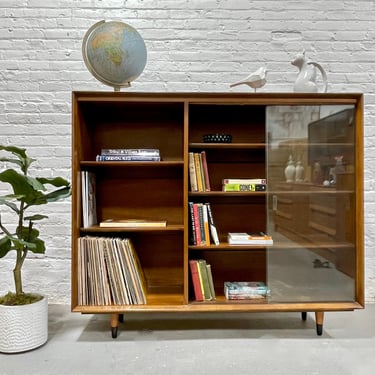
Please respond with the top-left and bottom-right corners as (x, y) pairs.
(230, 66), (267, 92)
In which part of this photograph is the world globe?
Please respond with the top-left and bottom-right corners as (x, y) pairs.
(82, 20), (147, 91)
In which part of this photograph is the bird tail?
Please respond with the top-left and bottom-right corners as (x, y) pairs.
(230, 81), (244, 88)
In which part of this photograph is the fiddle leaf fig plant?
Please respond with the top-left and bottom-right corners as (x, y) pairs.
(0, 145), (71, 305)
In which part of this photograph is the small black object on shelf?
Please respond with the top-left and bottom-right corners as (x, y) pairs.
(203, 134), (232, 143)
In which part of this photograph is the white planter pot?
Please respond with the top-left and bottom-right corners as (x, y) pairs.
(0, 296), (48, 353)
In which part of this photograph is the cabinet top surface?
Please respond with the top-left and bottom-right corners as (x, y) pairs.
(72, 91), (363, 103)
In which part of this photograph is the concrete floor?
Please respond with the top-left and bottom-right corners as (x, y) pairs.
(1, 304), (375, 375)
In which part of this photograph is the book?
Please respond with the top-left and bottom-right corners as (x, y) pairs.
(192, 203), (201, 245)
(197, 203), (206, 245)
(189, 260), (204, 301)
(81, 171), (97, 228)
(200, 151), (211, 191)
(228, 232), (273, 245)
(224, 281), (270, 300)
(101, 148), (160, 156)
(197, 259), (213, 300)
(99, 219), (167, 228)
(188, 152), (198, 192)
(205, 202), (220, 245)
(188, 202), (197, 245)
(96, 155), (160, 161)
(194, 153), (204, 191)
(223, 183), (266, 192)
(222, 178), (267, 185)
(202, 203), (210, 246)
(206, 263), (216, 300)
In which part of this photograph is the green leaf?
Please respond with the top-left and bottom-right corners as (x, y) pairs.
(37, 176), (70, 188)
(0, 197), (20, 214)
(9, 236), (37, 251)
(24, 214), (48, 221)
(0, 236), (12, 258)
(0, 169), (45, 206)
(0, 145), (35, 173)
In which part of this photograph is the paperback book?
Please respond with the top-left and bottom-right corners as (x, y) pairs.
(97, 148), (161, 161)
(227, 232), (273, 245)
(223, 183), (266, 192)
(224, 281), (270, 300)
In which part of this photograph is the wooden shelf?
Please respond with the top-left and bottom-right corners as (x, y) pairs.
(71, 92), (364, 337)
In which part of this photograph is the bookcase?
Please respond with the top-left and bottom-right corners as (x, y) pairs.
(71, 92), (364, 337)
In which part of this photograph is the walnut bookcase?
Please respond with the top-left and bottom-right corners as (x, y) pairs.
(71, 92), (364, 337)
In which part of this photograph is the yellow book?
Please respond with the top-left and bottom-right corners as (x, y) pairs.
(194, 153), (204, 192)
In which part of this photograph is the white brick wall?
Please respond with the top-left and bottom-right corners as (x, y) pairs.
(0, 0), (374, 304)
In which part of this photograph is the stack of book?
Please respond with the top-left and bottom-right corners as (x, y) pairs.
(96, 148), (161, 161)
(189, 259), (216, 302)
(224, 281), (270, 300)
(188, 151), (210, 192)
(77, 236), (147, 306)
(188, 202), (219, 245)
(227, 232), (273, 245)
(222, 178), (267, 192)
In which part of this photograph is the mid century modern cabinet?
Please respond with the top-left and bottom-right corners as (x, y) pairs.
(71, 92), (364, 337)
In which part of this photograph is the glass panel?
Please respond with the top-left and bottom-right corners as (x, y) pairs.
(266, 105), (356, 302)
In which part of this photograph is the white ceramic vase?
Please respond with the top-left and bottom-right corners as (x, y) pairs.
(295, 161), (305, 182)
(0, 296), (48, 353)
(284, 155), (296, 182)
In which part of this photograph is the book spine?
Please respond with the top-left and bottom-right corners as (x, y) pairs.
(202, 203), (210, 246)
(188, 152), (198, 192)
(206, 263), (216, 300)
(188, 202), (197, 245)
(197, 259), (212, 300)
(200, 151), (211, 191)
(223, 183), (266, 192)
(197, 203), (206, 245)
(101, 148), (160, 155)
(97, 155), (160, 161)
(222, 178), (267, 185)
(189, 260), (204, 301)
(194, 153), (204, 192)
(192, 203), (201, 245)
(205, 202), (220, 245)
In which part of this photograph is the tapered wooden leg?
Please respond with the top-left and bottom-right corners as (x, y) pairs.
(110, 313), (119, 339)
(315, 311), (324, 336)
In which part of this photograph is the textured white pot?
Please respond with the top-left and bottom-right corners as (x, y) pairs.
(0, 296), (48, 353)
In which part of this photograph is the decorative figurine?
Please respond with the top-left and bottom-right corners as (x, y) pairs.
(230, 66), (267, 92)
(295, 160), (305, 182)
(291, 50), (328, 93)
(284, 155), (296, 182)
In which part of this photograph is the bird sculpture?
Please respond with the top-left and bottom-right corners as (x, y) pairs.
(230, 66), (267, 92)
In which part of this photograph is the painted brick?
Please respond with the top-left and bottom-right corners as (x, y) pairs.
(0, 0), (374, 304)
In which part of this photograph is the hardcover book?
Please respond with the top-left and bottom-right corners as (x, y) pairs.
(99, 219), (167, 228)
(189, 260), (204, 301)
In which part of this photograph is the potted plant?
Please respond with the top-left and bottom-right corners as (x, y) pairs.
(0, 145), (71, 353)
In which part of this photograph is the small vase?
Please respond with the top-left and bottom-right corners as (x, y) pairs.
(295, 161), (305, 182)
(284, 155), (296, 182)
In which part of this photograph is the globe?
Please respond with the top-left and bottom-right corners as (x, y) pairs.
(82, 20), (147, 90)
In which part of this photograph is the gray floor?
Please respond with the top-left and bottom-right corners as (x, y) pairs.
(1, 304), (375, 375)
